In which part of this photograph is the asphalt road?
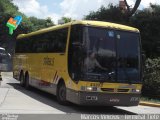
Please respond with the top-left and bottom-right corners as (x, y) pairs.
(0, 72), (160, 114)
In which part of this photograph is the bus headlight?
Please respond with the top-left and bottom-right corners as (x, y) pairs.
(81, 86), (97, 91)
(86, 87), (93, 91)
(132, 89), (140, 93)
(136, 89), (140, 92)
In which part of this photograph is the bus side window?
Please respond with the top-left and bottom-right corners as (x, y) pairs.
(33, 28), (68, 53)
(17, 28), (68, 54)
(16, 38), (30, 53)
(51, 28), (68, 53)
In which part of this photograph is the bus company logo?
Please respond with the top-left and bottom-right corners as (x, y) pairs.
(43, 57), (54, 66)
(6, 16), (22, 35)
(130, 97), (139, 102)
(109, 98), (120, 102)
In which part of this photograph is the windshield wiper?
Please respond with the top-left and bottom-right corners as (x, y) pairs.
(99, 72), (115, 83)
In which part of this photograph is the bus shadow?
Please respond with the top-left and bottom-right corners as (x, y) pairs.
(8, 83), (137, 115)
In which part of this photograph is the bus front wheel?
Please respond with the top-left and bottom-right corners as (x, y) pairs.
(57, 82), (68, 105)
(19, 72), (25, 87)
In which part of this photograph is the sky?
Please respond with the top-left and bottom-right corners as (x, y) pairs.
(12, 0), (160, 24)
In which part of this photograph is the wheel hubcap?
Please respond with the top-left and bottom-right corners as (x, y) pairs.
(59, 86), (65, 101)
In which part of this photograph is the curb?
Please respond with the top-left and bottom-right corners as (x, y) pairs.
(140, 101), (160, 107)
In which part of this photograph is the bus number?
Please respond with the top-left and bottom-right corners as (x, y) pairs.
(90, 83), (103, 87)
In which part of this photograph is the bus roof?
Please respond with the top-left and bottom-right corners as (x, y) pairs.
(17, 20), (139, 39)
(72, 20), (139, 32)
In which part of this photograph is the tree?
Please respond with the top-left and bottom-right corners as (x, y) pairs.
(85, 1), (141, 22)
(45, 17), (54, 26)
(61, 17), (72, 23)
(143, 58), (160, 96)
(29, 17), (54, 31)
(0, 0), (54, 55)
(130, 4), (160, 57)
(124, 0), (141, 18)
(85, 4), (127, 25)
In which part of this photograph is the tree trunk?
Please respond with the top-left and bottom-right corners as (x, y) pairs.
(124, 0), (141, 17)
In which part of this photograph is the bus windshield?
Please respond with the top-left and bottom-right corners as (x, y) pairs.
(69, 26), (141, 83)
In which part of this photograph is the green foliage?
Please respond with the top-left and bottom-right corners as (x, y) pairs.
(29, 17), (54, 31)
(85, 4), (128, 25)
(130, 4), (160, 58)
(140, 97), (160, 103)
(143, 58), (160, 96)
(61, 17), (72, 23)
(0, 0), (54, 55)
(0, 0), (18, 15)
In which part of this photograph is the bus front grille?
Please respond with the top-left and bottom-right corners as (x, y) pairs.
(117, 89), (129, 92)
(101, 88), (129, 93)
(101, 88), (114, 92)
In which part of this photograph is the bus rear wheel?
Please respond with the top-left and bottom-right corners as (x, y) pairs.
(19, 72), (25, 87)
(57, 82), (68, 105)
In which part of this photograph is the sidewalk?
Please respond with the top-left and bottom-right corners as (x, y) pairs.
(140, 101), (160, 107)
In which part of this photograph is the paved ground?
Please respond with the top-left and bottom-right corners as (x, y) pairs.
(0, 72), (160, 114)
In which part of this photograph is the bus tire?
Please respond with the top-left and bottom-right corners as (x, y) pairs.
(19, 71), (25, 87)
(57, 81), (68, 105)
(24, 72), (30, 90)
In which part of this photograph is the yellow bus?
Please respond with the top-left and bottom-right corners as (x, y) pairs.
(13, 20), (142, 106)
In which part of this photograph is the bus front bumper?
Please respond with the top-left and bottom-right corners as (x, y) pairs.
(67, 89), (141, 106)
